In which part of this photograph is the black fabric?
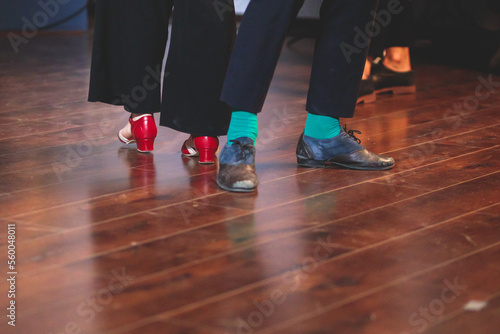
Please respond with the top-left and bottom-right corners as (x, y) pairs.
(88, 0), (235, 137)
(368, 0), (415, 58)
(161, 0), (236, 136)
(221, 0), (377, 119)
(307, 0), (379, 117)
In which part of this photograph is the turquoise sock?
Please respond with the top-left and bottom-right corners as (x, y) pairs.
(304, 113), (341, 139)
(227, 111), (258, 145)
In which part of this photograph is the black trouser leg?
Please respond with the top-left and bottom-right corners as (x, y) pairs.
(221, 0), (305, 114)
(160, 0), (236, 136)
(306, 0), (377, 118)
(221, 0), (376, 119)
(88, 0), (172, 114)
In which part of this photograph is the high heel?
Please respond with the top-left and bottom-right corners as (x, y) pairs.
(136, 138), (155, 152)
(181, 135), (219, 164)
(119, 114), (157, 153)
(195, 136), (218, 164)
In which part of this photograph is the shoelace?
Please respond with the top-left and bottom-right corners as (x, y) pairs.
(343, 125), (362, 144)
(230, 140), (254, 161)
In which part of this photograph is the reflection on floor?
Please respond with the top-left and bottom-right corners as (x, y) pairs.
(0, 32), (499, 334)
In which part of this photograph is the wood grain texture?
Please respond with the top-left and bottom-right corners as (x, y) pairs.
(0, 31), (499, 334)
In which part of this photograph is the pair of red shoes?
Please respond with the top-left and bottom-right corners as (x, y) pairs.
(118, 114), (218, 164)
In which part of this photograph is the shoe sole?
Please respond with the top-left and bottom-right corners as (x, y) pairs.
(118, 132), (135, 145)
(181, 152), (199, 157)
(297, 158), (394, 171)
(216, 179), (257, 193)
(374, 85), (416, 96)
(181, 148), (219, 164)
(119, 132), (153, 153)
(357, 92), (376, 104)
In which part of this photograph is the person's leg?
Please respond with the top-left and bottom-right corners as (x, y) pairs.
(383, 47), (411, 72)
(358, 0), (415, 103)
(382, 0), (414, 72)
(89, 0), (173, 152)
(89, 0), (171, 113)
(160, 0), (235, 162)
(362, 57), (374, 80)
(307, 0), (377, 118)
(369, 0), (415, 95)
(296, 0), (394, 170)
(218, 0), (305, 192)
(221, 0), (305, 115)
(357, 0), (384, 104)
(224, 0), (304, 144)
(160, 0), (236, 137)
(305, 0), (376, 138)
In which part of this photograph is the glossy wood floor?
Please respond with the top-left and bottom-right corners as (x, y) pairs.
(1, 31), (499, 334)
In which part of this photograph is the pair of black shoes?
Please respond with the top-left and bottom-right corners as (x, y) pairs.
(217, 126), (395, 192)
(357, 61), (416, 104)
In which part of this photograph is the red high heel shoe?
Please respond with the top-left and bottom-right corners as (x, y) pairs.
(118, 114), (157, 153)
(181, 135), (219, 164)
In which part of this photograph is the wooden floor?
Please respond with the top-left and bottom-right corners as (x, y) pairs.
(1, 31), (499, 334)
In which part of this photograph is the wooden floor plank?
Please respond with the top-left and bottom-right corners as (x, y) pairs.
(1, 31), (499, 334)
(369, 146), (500, 190)
(14, 173), (499, 333)
(425, 293), (500, 334)
(266, 232), (500, 334)
(164, 208), (500, 334)
(5, 139), (478, 228)
(438, 124), (500, 149)
(12, 147), (500, 278)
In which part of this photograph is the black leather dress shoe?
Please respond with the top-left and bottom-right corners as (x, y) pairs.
(296, 127), (395, 170)
(371, 62), (416, 95)
(217, 137), (258, 192)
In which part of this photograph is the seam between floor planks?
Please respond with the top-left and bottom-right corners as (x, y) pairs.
(0, 84), (496, 170)
(18, 171), (500, 306)
(12, 143), (500, 246)
(105, 215), (500, 334)
(5, 120), (499, 223)
(14, 149), (500, 282)
(258, 242), (500, 334)
(19, 199), (500, 325)
(423, 290), (500, 333)
(0, 101), (497, 193)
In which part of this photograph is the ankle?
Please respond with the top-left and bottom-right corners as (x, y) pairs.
(362, 57), (373, 80)
(383, 47), (411, 72)
(304, 114), (340, 139)
(227, 111), (258, 145)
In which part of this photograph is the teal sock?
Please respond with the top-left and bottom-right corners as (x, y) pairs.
(227, 111), (258, 145)
(304, 113), (341, 139)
